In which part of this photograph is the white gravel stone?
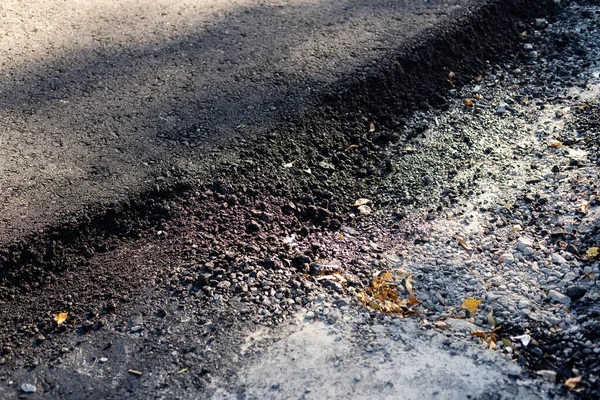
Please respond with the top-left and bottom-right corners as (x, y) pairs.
(548, 289), (571, 304)
(551, 253), (568, 265)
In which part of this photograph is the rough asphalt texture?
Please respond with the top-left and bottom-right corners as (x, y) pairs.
(1, 0), (484, 241)
(7, 0), (600, 399)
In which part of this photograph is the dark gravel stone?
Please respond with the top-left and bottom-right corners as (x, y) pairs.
(565, 287), (587, 301)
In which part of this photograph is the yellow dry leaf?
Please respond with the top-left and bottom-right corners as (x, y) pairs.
(464, 99), (474, 107)
(55, 312), (68, 326)
(586, 247), (599, 259)
(369, 122), (375, 132)
(352, 198), (372, 207)
(461, 299), (482, 314)
(346, 144), (359, 151)
(549, 141), (563, 148)
(565, 376), (582, 390)
(454, 236), (472, 250)
(337, 233), (344, 239)
(447, 79), (455, 88)
(408, 296), (419, 306)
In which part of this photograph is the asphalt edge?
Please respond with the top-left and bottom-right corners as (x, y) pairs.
(0, 0), (557, 295)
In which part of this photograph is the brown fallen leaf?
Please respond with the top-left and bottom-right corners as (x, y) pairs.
(454, 236), (472, 250)
(54, 312), (68, 326)
(464, 99), (474, 107)
(448, 71), (456, 78)
(470, 326), (501, 349)
(369, 122), (376, 132)
(565, 376), (582, 390)
(549, 141), (563, 148)
(360, 271), (419, 315)
(461, 299), (482, 314)
(345, 144), (359, 151)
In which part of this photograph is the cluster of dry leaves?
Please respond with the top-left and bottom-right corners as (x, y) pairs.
(359, 270), (419, 315)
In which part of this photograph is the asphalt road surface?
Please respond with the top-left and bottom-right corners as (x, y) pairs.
(1, 0), (481, 242)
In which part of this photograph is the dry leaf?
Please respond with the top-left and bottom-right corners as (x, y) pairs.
(352, 198), (372, 207)
(565, 376), (582, 390)
(54, 312), (68, 326)
(369, 122), (376, 132)
(283, 160), (296, 168)
(360, 271), (419, 315)
(549, 141), (563, 148)
(470, 326), (501, 348)
(448, 71), (456, 78)
(454, 236), (472, 250)
(586, 247), (599, 259)
(447, 79), (455, 88)
(346, 144), (359, 151)
(461, 299), (482, 314)
(337, 233), (344, 239)
(464, 99), (474, 107)
(470, 330), (487, 340)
